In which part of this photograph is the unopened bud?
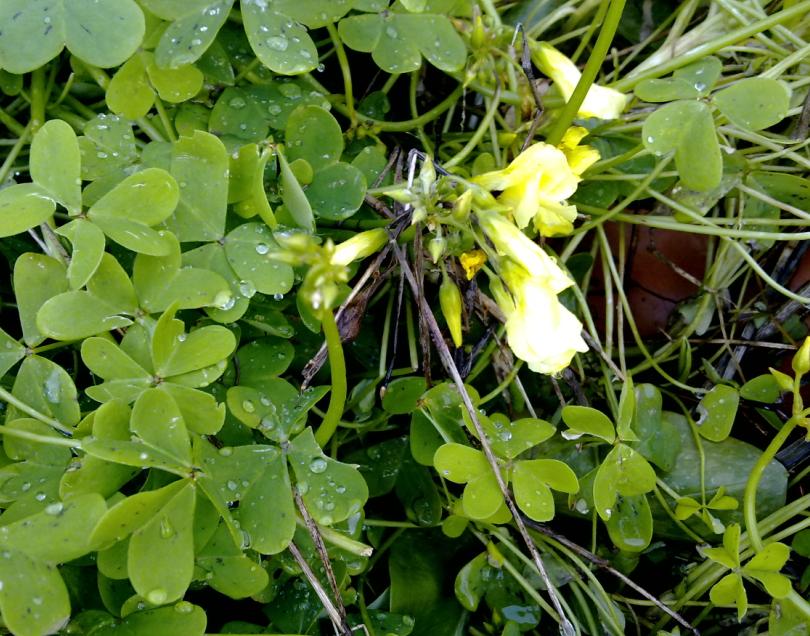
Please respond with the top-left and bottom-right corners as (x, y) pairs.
(331, 228), (388, 267)
(792, 337), (810, 377)
(453, 189), (472, 220)
(419, 156), (436, 194)
(439, 274), (464, 348)
(428, 237), (446, 264)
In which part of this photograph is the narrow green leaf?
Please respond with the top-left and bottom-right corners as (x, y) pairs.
(128, 481), (196, 604)
(90, 479), (189, 546)
(56, 219), (106, 289)
(561, 405), (615, 443)
(277, 150), (315, 231)
(30, 119), (82, 214)
(131, 389), (192, 467)
(37, 290), (133, 340)
(14, 253), (69, 347)
(9, 355), (80, 427)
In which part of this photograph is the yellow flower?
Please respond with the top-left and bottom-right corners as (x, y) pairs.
(531, 42), (629, 120)
(459, 250), (487, 280)
(499, 261), (588, 374)
(472, 142), (580, 235)
(559, 126), (600, 176)
(477, 211), (573, 293)
(477, 211), (587, 373)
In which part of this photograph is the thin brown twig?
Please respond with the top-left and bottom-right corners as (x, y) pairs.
(523, 517), (700, 636)
(288, 540), (352, 636)
(292, 489), (353, 635)
(391, 241), (574, 634)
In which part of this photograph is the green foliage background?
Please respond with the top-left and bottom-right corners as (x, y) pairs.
(0, 0), (808, 635)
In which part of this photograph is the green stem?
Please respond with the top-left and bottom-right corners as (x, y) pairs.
(0, 386), (73, 435)
(0, 124), (31, 184)
(613, 0), (810, 91)
(30, 67), (47, 133)
(153, 97), (177, 142)
(314, 309), (347, 447)
(0, 106), (26, 137)
(478, 360), (524, 405)
(545, 0), (627, 145)
(308, 73), (463, 132)
(0, 424), (80, 448)
(443, 90), (501, 169)
(294, 516), (372, 557)
(326, 23), (355, 125)
(743, 415), (799, 552)
(409, 71), (433, 155)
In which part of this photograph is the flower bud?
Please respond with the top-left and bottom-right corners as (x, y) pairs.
(470, 13), (486, 49)
(428, 237), (446, 264)
(439, 274), (464, 348)
(791, 337), (810, 377)
(453, 189), (472, 220)
(331, 228), (388, 267)
(419, 155), (436, 195)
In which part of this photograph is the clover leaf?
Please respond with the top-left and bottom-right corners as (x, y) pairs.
(0, 0), (145, 74)
(338, 9), (467, 74)
(284, 105), (367, 221)
(434, 412), (579, 522)
(702, 524), (793, 621)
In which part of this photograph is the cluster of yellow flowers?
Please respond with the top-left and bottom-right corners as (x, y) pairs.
(453, 42), (630, 375)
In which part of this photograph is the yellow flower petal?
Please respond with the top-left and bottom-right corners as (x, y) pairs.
(472, 142), (579, 234)
(459, 250), (487, 280)
(531, 42), (629, 120)
(503, 275), (587, 375)
(478, 212), (573, 294)
(558, 127), (600, 176)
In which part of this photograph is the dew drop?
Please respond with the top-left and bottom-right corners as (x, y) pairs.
(213, 291), (235, 310)
(159, 517), (174, 539)
(228, 96), (246, 109)
(266, 36), (289, 51)
(147, 589), (167, 605)
(309, 458), (328, 473)
(44, 502), (63, 515)
(255, 242), (270, 255)
(242, 399), (255, 413)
